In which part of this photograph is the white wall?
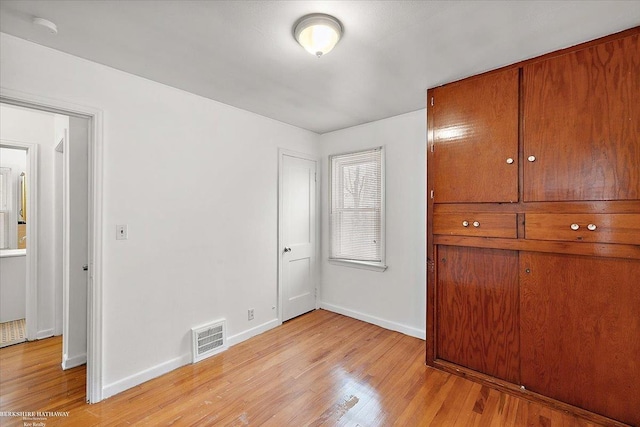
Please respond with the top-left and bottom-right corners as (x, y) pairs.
(319, 110), (427, 339)
(0, 104), (58, 337)
(0, 254), (26, 322)
(1, 33), (319, 397)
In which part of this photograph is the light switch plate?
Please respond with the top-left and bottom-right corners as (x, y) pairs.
(116, 225), (128, 240)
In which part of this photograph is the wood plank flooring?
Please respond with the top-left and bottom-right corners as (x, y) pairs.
(0, 310), (613, 426)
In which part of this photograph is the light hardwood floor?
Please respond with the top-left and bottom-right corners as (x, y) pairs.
(0, 310), (612, 426)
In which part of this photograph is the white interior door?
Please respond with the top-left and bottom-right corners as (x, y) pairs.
(62, 116), (89, 369)
(281, 154), (317, 322)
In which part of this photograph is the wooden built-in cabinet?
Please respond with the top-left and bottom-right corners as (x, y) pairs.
(520, 253), (640, 425)
(523, 33), (640, 202)
(432, 68), (519, 203)
(437, 246), (520, 383)
(427, 27), (640, 427)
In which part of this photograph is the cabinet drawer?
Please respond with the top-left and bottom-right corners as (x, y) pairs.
(525, 214), (640, 245)
(433, 213), (517, 238)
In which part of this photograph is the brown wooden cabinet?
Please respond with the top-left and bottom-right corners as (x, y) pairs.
(427, 27), (640, 427)
(523, 33), (640, 202)
(520, 252), (640, 426)
(433, 212), (517, 238)
(432, 68), (519, 203)
(437, 246), (520, 383)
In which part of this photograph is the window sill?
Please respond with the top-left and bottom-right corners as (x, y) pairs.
(0, 249), (27, 258)
(328, 259), (387, 272)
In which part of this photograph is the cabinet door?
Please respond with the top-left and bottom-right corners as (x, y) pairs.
(523, 33), (640, 202)
(520, 252), (640, 426)
(432, 68), (519, 203)
(437, 246), (519, 383)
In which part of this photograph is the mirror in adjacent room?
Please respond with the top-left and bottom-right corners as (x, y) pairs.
(0, 147), (28, 251)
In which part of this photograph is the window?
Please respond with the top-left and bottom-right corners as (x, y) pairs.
(329, 147), (386, 271)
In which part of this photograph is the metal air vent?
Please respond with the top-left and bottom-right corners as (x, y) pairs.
(191, 320), (226, 363)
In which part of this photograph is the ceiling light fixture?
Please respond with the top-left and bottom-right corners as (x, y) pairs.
(33, 17), (58, 35)
(293, 13), (343, 57)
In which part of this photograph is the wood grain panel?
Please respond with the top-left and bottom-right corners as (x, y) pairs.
(523, 33), (640, 202)
(434, 200), (640, 214)
(526, 213), (640, 245)
(432, 360), (631, 427)
(434, 212), (517, 238)
(427, 96), (436, 364)
(520, 253), (640, 426)
(433, 68), (519, 203)
(433, 234), (640, 260)
(437, 246), (520, 383)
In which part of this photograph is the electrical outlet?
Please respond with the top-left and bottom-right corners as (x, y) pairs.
(116, 225), (128, 240)
(248, 309), (254, 321)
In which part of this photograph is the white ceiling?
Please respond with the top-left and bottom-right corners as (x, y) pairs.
(1, 1), (639, 134)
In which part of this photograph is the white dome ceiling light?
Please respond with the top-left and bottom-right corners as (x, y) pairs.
(293, 14), (343, 57)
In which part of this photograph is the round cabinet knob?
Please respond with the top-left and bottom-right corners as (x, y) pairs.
(527, 155), (536, 162)
(462, 221), (469, 227)
(506, 158), (514, 164)
(570, 223), (580, 231)
(587, 224), (597, 231)
(473, 221), (480, 228)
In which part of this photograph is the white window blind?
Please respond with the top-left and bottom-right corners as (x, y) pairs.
(330, 147), (384, 265)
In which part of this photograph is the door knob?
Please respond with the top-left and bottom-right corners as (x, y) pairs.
(284, 247), (292, 253)
(82, 264), (89, 271)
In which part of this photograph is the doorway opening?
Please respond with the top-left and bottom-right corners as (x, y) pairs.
(0, 93), (103, 403)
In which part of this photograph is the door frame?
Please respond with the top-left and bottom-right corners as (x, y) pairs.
(0, 88), (104, 404)
(0, 140), (37, 341)
(277, 149), (320, 323)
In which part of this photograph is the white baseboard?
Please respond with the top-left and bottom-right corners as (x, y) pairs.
(227, 318), (280, 347)
(319, 302), (426, 340)
(103, 353), (192, 399)
(36, 329), (54, 340)
(102, 318), (280, 399)
(62, 352), (86, 370)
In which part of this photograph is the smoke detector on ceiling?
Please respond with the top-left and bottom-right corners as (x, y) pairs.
(32, 17), (58, 35)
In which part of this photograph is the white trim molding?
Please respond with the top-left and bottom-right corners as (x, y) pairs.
(102, 353), (192, 400)
(36, 328), (54, 340)
(1, 87), (105, 404)
(103, 318), (280, 399)
(226, 318), (280, 347)
(319, 302), (426, 340)
(328, 259), (387, 272)
(62, 352), (87, 370)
